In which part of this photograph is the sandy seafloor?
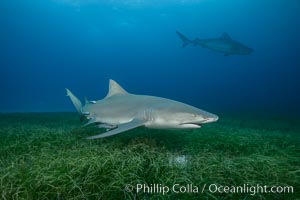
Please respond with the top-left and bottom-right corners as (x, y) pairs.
(0, 112), (299, 199)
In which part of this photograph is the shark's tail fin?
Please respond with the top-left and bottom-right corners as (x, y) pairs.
(66, 88), (84, 121)
(176, 31), (191, 47)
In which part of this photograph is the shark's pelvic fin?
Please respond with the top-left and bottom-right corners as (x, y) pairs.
(87, 119), (144, 139)
(105, 79), (128, 98)
(96, 123), (117, 130)
(82, 111), (90, 116)
(221, 32), (231, 40)
(82, 117), (97, 127)
(66, 89), (83, 120)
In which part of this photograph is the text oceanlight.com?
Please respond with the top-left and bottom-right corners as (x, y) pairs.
(125, 183), (294, 195)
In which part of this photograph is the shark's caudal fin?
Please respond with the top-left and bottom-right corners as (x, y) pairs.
(105, 79), (128, 98)
(176, 31), (191, 47)
(66, 88), (84, 121)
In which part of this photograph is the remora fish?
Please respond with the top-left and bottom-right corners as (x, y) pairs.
(66, 79), (218, 139)
(176, 31), (253, 56)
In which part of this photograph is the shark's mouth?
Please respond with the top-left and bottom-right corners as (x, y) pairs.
(179, 118), (217, 127)
(180, 119), (207, 126)
(179, 122), (202, 128)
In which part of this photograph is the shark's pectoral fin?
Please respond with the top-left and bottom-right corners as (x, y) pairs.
(87, 119), (145, 139)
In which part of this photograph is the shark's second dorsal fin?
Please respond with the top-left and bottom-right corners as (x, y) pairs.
(105, 79), (128, 98)
(220, 32), (231, 40)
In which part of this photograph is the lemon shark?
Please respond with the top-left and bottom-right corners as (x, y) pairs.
(66, 80), (218, 139)
(176, 31), (253, 56)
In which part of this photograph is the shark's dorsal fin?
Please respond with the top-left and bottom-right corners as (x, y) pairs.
(105, 79), (128, 98)
(220, 32), (231, 40)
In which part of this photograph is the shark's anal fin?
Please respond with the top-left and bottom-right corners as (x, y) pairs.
(87, 119), (144, 139)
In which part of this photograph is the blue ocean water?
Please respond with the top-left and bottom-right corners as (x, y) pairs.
(1, 0), (300, 114)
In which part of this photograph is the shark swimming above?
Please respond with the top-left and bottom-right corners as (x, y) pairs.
(66, 80), (218, 139)
(176, 31), (253, 56)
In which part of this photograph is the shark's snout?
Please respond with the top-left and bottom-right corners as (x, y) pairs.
(180, 114), (218, 126)
(203, 115), (219, 123)
(240, 46), (253, 55)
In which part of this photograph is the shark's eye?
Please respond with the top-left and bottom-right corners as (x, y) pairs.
(192, 114), (197, 118)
